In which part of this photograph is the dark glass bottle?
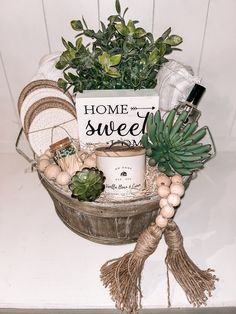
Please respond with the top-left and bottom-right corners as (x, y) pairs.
(177, 83), (206, 123)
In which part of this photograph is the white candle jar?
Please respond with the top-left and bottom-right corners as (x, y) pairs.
(95, 143), (146, 198)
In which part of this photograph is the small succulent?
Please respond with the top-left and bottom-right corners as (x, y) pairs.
(141, 109), (212, 176)
(69, 167), (105, 201)
(55, 0), (182, 93)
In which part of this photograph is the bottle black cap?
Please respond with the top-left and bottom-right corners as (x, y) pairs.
(186, 84), (206, 106)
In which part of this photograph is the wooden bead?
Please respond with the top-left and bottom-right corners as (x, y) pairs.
(155, 215), (168, 228)
(171, 174), (183, 184)
(56, 171), (71, 186)
(160, 204), (175, 218)
(44, 164), (61, 180)
(157, 174), (171, 187)
(167, 193), (181, 207)
(37, 159), (50, 172)
(157, 185), (170, 198)
(39, 154), (50, 161)
(170, 183), (185, 197)
(159, 198), (168, 208)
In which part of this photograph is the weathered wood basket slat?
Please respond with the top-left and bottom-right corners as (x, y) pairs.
(39, 172), (191, 245)
(40, 172), (159, 244)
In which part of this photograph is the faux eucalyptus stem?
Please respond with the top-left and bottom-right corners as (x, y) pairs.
(56, 0), (183, 93)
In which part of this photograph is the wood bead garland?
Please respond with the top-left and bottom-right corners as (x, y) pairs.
(155, 174), (185, 228)
(101, 173), (186, 313)
(101, 172), (217, 313)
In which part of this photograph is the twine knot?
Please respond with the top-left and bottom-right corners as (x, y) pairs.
(134, 224), (163, 258)
(164, 221), (183, 251)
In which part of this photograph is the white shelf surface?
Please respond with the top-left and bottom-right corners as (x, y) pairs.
(0, 152), (236, 309)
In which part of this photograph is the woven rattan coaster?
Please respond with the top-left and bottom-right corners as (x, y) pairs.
(24, 97), (78, 155)
(20, 87), (73, 126)
(17, 79), (73, 112)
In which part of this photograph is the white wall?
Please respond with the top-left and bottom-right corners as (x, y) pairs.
(0, 0), (235, 153)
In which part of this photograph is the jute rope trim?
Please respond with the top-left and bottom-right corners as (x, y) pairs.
(24, 97), (76, 135)
(17, 79), (73, 112)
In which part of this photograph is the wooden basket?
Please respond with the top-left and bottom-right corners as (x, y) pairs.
(16, 128), (191, 245)
(39, 171), (159, 244)
(39, 172), (191, 245)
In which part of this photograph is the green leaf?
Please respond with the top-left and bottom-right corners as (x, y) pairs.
(109, 54), (121, 66)
(115, 0), (121, 15)
(68, 72), (78, 80)
(155, 42), (166, 57)
(82, 16), (88, 29)
(133, 27), (147, 38)
(71, 20), (83, 31)
(127, 20), (135, 34)
(84, 29), (95, 38)
(75, 37), (83, 49)
(161, 27), (171, 40)
(63, 72), (71, 81)
(61, 37), (70, 49)
(108, 15), (120, 24)
(123, 7), (129, 18)
(165, 45), (172, 54)
(164, 35), (183, 46)
(67, 42), (76, 51)
(98, 52), (110, 67)
(115, 23), (129, 36)
(146, 32), (154, 43)
(55, 61), (66, 70)
(68, 48), (76, 59)
(148, 48), (160, 65)
(57, 78), (68, 90)
(100, 21), (106, 32)
(56, 51), (71, 68)
(106, 67), (120, 78)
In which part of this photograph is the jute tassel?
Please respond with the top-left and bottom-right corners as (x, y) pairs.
(164, 220), (218, 307)
(100, 223), (163, 314)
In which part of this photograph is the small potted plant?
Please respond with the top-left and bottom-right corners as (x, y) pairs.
(55, 0), (183, 146)
(56, 0), (182, 92)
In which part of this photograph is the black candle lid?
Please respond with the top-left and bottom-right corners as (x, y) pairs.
(186, 84), (206, 106)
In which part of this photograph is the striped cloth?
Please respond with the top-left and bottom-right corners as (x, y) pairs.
(156, 59), (200, 111)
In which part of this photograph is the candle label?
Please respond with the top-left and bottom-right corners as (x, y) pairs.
(97, 155), (146, 197)
(76, 89), (159, 146)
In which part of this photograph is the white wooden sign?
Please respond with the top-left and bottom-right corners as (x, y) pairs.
(75, 89), (159, 146)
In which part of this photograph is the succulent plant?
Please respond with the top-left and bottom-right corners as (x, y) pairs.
(69, 167), (105, 201)
(56, 0), (182, 93)
(141, 109), (212, 176)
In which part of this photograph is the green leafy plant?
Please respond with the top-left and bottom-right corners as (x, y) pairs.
(141, 109), (212, 176)
(56, 0), (182, 93)
(69, 167), (105, 201)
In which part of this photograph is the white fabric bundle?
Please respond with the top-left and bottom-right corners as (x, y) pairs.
(156, 60), (201, 111)
(32, 51), (63, 81)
